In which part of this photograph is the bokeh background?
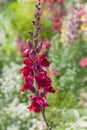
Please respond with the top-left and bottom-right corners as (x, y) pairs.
(0, 0), (87, 130)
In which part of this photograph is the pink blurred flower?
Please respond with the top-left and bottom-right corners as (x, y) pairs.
(16, 36), (28, 53)
(42, 40), (51, 51)
(79, 57), (87, 67)
(76, 7), (85, 18)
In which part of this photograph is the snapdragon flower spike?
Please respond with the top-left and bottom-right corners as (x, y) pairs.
(20, 0), (55, 113)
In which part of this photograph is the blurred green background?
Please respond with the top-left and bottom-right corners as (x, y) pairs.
(0, 0), (87, 130)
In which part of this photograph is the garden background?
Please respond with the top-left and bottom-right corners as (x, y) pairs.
(0, 0), (87, 130)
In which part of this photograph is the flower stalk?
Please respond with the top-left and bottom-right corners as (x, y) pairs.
(41, 109), (52, 130)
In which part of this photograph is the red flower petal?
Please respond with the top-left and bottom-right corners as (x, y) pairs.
(21, 83), (28, 92)
(41, 58), (50, 67)
(47, 86), (56, 93)
(27, 102), (41, 113)
(35, 71), (51, 89)
(24, 59), (33, 66)
(19, 66), (30, 76)
(30, 95), (49, 107)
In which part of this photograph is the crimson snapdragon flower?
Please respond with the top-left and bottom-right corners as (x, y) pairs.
(20, 0), (55, 114)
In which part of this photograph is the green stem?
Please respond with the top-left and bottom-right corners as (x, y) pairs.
(41, 109), (52, 130)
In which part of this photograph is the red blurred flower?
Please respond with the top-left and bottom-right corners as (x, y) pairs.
(16, 36), (28, 53)
(42, 40), (51, 52)
(53, 9), (64, 33)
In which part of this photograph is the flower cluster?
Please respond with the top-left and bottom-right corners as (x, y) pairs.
(20, 0), (55, 113)
(53, 9), (64, 33)
(61, 4), (80, 45)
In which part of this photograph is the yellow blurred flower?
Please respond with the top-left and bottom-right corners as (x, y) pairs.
(81, 23), (87, 31)
(61, 23), (67, 43)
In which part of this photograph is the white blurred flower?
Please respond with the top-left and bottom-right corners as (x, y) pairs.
(7, 125), (19, 130)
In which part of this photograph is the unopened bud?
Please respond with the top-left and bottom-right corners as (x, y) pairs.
(36, 4), (39, 8)
(34, 38), (38, 43)
(34, 11), (39, 18)
(37, 26), (41, 32)
(32, 20), (36, 25)
(37, 17), (40, 21)
(36, 42), (43, 53)
(27, 39), (33, 48)
(36, 4), (40, 10)
(28, 30), (33, 36)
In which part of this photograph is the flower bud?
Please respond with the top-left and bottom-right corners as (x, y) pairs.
(34, 11), (38, 17)
(28, 30), (33, 36)
(27, 39), (33, 48)
(36, 4), (39, 8)
(37, 17), (40, 21)
(36, 4), (40, 10)
(32, 20), (36, 25)
(36, 42), (43, 53)
(34, 38), (38, 43)
(37, 26), (41, 32)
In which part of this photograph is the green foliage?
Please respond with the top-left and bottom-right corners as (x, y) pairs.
(0, 12), (22, 74)
(10, 1), (35, 39)
(49, 34), (87, 92)
(5, 1), (53, 39)
(48, 34), (87, 112)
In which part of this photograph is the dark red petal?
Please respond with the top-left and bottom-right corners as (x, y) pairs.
(41, 58), (50, 67)
(47, 86), (56, 93)
(40, 53), (47, 59)
(24, 59), (33, 66)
